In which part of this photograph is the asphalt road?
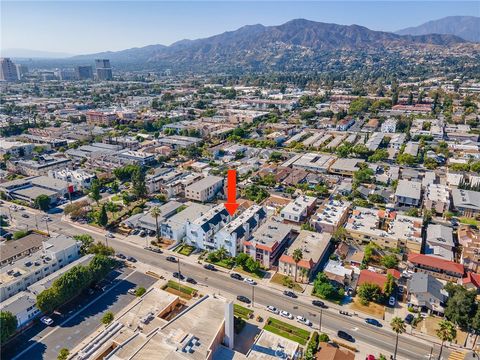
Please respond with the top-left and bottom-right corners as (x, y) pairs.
(1, 203), (449, 359)
(108, 239), (447, 360)
(3, 269), (156, 360)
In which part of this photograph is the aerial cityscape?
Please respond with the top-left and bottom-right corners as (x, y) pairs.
(0, 1), (480, 360)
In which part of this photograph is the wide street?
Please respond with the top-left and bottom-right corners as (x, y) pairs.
(1, 202), (451, 359)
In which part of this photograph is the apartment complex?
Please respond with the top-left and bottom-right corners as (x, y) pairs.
(185, 175), (224, 203)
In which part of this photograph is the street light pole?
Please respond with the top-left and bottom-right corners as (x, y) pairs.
(104, 234), (109, 247)
(252, 285), (255, 308)
(35, 215), (39, 230)
(45, 219), (50, 236)
(319, 308), (323, 332)
(178, 259), (181, 287)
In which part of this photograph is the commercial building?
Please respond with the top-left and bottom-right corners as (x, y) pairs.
(76, 65), (94, 80)
(328, 158), (365, 177)
(86, 110), (118, 126)
(0, 235), (81, 301)
(280, 195), (317, 223)
(7, 155), (71, 176)
(244, 219), (294, 269)
(0, 140), (34, 158)
(0, 175), (70, 205)
(185, 175), (224, 203)
(310, 200), (351, 233)
(278, 230), (332, 281)
(95, 59), (113, 80)
(0, 58), (18, 81)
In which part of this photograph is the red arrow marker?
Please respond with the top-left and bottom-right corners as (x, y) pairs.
(224, 169), (239, 216)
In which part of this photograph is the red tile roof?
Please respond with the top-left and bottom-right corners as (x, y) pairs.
(387, 269), (401, 279)
(463, 272), (480, 289)
(358, 270), (388, 290)
(408, 254), (464, 275)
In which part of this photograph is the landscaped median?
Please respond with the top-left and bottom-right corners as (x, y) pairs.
(264, 317), (311, 345)
(162, 280), (197, 299)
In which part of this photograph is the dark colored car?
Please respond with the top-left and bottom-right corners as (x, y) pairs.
(127, 256), (137, 262)
(236, 295), (251, 304)
(186, 277), (197, 284)
(203, 264), (216, 271)
(166, 256), (178, 263)
(283, 290), (297, 298)
(230, 273), (243, 280)
(173, 272), (185, 280)
(365, 318), (382, 327)
(312, 300), (326, 308)
(337, 330), (355, 342)
(404, 313), (414, 324)
(116, 253), (126, 259)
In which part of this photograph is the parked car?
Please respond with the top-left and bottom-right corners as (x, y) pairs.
(337, 330), (355, 342)
(283, 290), (297, 298)
(339, 310), (352, 316)
(203, 264), (216, 271)
(173, 272), (185, 280)
(244, 278), (257, 286)
(40, 316), (54, 326)
(21, 213), (29, 218)
(388, 296), (396, 307)
(127, 256), (137, 263)
(128, 288), (136, 295)
(116, 253), (126, 259)
(404, 314), (414, 324)
(139, 230), (146, 237)
(147, 230), (155, 237)
(236, 295), (250, 304)
(366, 355), (376, 360)
(166, 256), (178, 263)
(266, 305), (279, 314)
(296, 316), (312, 327)
(230, 273), (243, 281)
(365, 318), (382, 327)
(312, 300), (326, 308)
(106, 232), (114, 238)
(280, 310), (293, 320)
(186, 277), (197, 284)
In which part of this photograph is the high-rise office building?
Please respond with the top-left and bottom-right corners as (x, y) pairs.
(76, 65), (94, 80)
(95, 59), (113, 81)
(15, 64), (28, 80)
(0, 58), (19, 82)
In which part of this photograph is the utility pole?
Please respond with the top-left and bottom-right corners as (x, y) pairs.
(45, 219), (50, 236)
(319, 308), (323, 332)
(251, 285), (255, 308)
(35, 215), (39, 230)
(104, 234), (109, 247)
(178, 259), (181, 288)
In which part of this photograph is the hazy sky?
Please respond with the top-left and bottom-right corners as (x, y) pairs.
(1, 1), (479, 54)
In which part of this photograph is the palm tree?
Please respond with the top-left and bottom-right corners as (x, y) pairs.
(150, 206), (162, 243)
(292, 249), (303, 283)
(390, 316), (406, 360)
(436, 320), (456, 360)
(216, 246), (228, 261)
(299, 267), (309, 283)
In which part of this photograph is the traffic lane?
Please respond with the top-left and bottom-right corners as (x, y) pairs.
(9, 271), (156, 360)
(106, 240), (443, 360)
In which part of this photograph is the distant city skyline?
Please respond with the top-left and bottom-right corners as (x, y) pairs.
(1, 1), (479, 56)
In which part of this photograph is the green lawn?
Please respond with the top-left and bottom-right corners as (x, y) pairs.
(234, 304), (253, 320)
(111, 195), (122, 202)
(459, 217), (479, 226)
(234, 266), (266, 279)
(264, 317), (311, 345)
(176, 244), (195, 256)
(206, 258), (234, 269)
(165, 280), (197, 296)
(270, 273), (303, 292)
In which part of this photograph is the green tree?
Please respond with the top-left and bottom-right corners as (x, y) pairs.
(292, 248), (303, 283)
(390, 317), (406, 360)
(444, 286), (476, 329)
(89, 179), (101, 204)
(436, 320), (457, 360)
(150, 206), (162, 243)
(101, 311), (114, 325)
(245, 257), (260, 273)
(135, 287), (147, 297)
(381, 255), (399, 269)
(132, 167), (147, 198)
(73, 234), (94, 255)
(397, 153), (416, 166)
(57, 348), (69, 360)
(0, 311), (18, 344)
(35, 194), (51, 211)
(98, 204), (108, 228)
(383, 274), (395, 297)
(357, 283), (382, 305)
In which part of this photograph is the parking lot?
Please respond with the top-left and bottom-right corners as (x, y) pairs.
(3, 269), (157, 360)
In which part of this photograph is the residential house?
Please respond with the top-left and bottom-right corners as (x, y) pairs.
(407, 273), (447, 315)
(395, 179), (422, 207)
(452, 189), (480, 218)
(425, 224), (454, 261)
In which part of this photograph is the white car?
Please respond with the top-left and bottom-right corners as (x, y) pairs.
(40, 316), (54, 326)
(106, 232), (115, 238)
(128, 288), (136, 295)
(244, 278), (257, 286)
(296, 316), (312, 326)
(280, 310), (293, 320)
(266, 305), (279, 314)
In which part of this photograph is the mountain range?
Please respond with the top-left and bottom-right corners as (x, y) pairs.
(70, 18), (473, 72)
(396, 16), (480, 43)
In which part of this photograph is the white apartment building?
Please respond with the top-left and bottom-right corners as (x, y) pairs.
(381, 118), (397, 133)
(214, 205), (267, 256)
(185, 175), (224, 203)
(0, 235), (81, 301)
(280, 195), (317, 223)
(48, 169), (96, 190)
(185, 204), (231, 250)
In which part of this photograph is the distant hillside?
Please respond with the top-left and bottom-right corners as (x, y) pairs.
(71, 18), (468, 72)
(396, 16), (480, 42)
(1, 48), (73, 59)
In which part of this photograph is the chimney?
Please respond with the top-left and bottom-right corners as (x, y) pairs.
(224, 301), (234, 349)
